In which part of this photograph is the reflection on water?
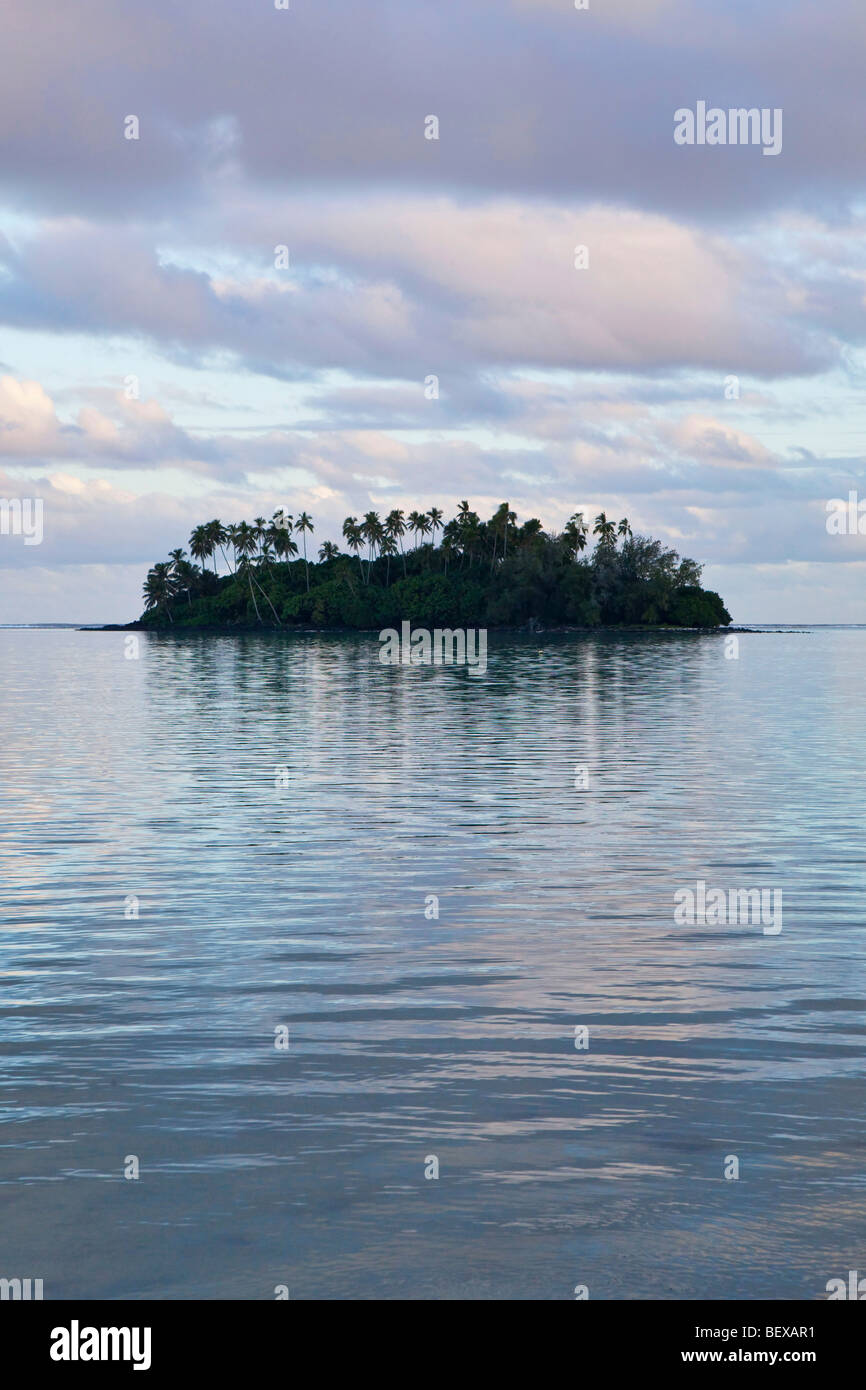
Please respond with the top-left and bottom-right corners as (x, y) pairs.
(0, 628), (864, 1299)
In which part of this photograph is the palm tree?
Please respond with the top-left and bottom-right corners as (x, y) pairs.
(490, 502), (513, 571)
(427, 506), (444, 546)
(253, 516), (268, 561)
(318, 540), (340, 561)
(593, 512), (617, 548)
(176, 559), (200, 605)
(503, 506), (517, 558)
(408, 510), (425, 549)
(342, 517), (364, 578)
(380, 533), (398, 585)
(295, 512), (314, 590)
(563, 512), (588, 558)
(231, 521), (262, 622)
(226, 524), (240, 572)
(361, 511), (382, 582)
(617, 517), (632, 541)
(189, 524), (213, 573)
(258, 527), (274, 569)
(167, 548), (194, 605)
(441, 519), (460, 574)
(142, 563), (176, 622)
(385, 509), (408, 578)
(239, 523), (285, 624)
(456, 502), (479, 568)
(271, 528), (297, 564)
(270, 521), (298, 565)
(230, 522), (256, 563)
(206, 519), (230, 574)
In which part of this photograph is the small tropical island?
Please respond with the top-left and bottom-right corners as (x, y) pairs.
(136, 503), (731, 630)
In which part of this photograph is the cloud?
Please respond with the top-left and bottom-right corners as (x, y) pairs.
(0, 200), (848, 380)
(0, 376), (58, 452)
(0, 373), (222, 469)
(2, 0), (866, 221)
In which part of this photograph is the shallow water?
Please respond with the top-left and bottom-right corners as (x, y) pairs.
(0, 626), (864, 1299)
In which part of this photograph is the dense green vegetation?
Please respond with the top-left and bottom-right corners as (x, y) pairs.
(139, 504), (731, 630)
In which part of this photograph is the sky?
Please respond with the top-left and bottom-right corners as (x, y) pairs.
(2, 0), (866, 623)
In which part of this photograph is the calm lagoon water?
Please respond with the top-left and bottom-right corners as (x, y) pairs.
(1, 626), (865, 1300)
